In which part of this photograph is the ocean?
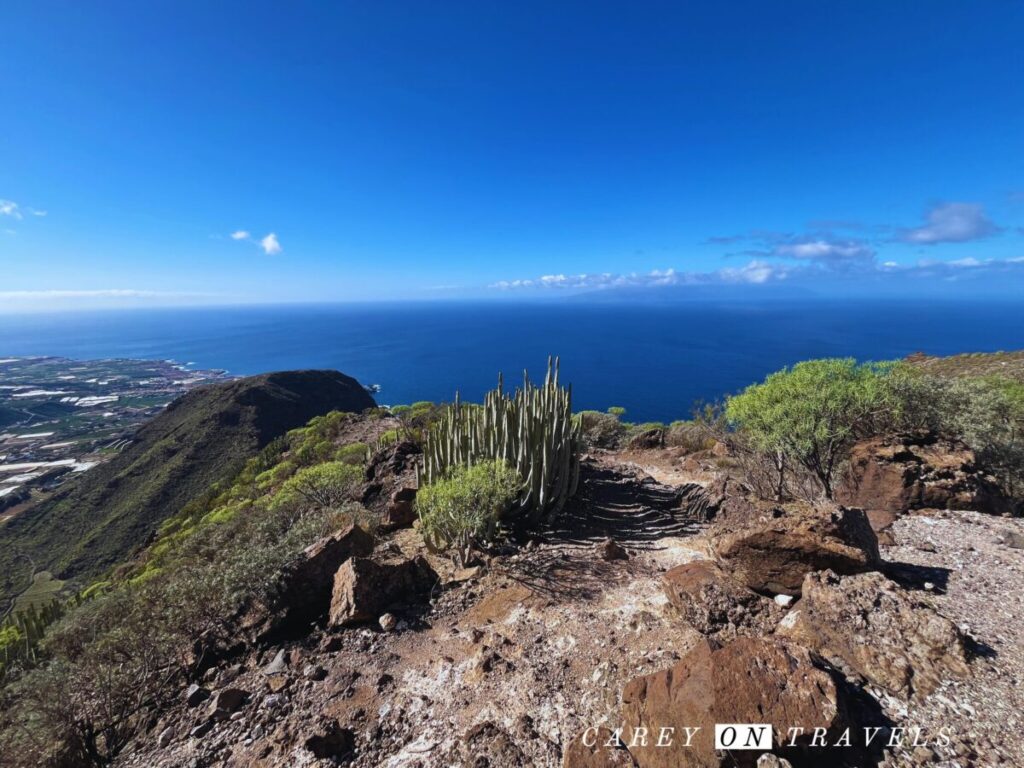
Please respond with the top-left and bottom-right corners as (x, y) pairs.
(1, 299), (1022, 422)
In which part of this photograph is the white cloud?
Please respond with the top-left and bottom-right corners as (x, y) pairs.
(718, 260), (789, 284)
(0, 199), (23, 220)
(228, 229), (282, 255)
(260, 232), (282, 255)
(490, 262), (790, 291)
(899, 202), (999, 244)
(772, 239), (874, 266)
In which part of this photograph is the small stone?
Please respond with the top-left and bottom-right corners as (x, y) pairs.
(263, 694), (284, 709)
(774, 594), (794, 608)
(266, 675), (289, 692)
(924, 581), (935, 591)
(210, 687), (247, 714)
(448, 565), (482, 583)
(186, 683), (210, 707)
(598, 538), (629, 561)
(157, 726), (174, 748)
(379, 613), (398, 632)
(261, 649), (288, 676)
(229, 711), (245, 722)
(190, 721), (213, 739)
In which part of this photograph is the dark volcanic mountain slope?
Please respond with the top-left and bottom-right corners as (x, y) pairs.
(0, 370), (376, 605)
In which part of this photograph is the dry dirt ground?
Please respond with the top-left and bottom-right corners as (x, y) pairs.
(121, 450), (1024, 768)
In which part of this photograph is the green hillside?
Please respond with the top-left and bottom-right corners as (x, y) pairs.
(0, 370), (376, 607)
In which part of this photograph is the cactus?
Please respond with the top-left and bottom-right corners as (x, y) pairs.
(418, 357), (582, 524)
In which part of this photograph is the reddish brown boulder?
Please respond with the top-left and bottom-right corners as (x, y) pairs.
(777, 570), (970, 698)
(838, 433), (1013, 516)
(563, 727), (636, 767)
(712, 504), (880, 596)
(621, 637), (855, 768)
(329, 556), (438, 627)
(661, 560), (780, 638)
(238, 523), (374, 639)
(381, 486), (418, 530)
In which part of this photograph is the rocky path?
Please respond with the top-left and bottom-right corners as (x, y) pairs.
(120, 454), (1024, 768)
(123, 457), (711, 768)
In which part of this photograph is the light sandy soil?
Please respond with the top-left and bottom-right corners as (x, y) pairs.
(877, 510), (1024, 767)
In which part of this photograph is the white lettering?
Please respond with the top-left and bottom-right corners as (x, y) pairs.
(888, 728), (905, 747)
(681, 727), (701, 746)
(630, 727), (649, 748)
(834, 728), (852, 747)
(582, 727), (599, 748)
(787, 727), (805, 746)
(656, 727), (675, 747)
(810, 728), (828, 747)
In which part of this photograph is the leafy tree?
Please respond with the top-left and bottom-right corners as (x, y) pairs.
(417, 460), (521, 566)
(725, 358), (894, 499)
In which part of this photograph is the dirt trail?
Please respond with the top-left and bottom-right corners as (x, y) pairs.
(120, 452), (1024, 768)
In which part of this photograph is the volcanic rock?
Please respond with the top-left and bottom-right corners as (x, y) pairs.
(777, 569), (971, 698)
(621, 636), (858, 768)
(837, 433), (1014, 516)
(661, 560), (779, 638)
(329, 556), (438, 627)
(712, 503), (880, 596)
(239, 522), (374, 640)
(381, 486), (418, 530)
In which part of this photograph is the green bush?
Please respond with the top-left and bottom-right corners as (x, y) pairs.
(607, 406), (626, 417)
(417, 460), (522, 566)
(726, 358), (895, 499)
(335, 442), (369, 465)
(273, 461), (362, 512)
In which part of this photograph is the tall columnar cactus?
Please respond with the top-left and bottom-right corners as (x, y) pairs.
(418, 357), (582, 524)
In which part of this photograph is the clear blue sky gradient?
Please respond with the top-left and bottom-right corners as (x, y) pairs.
(2, 2), (1023, 309)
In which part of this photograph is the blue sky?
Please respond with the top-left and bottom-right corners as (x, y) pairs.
(2, 1), (1023, 311)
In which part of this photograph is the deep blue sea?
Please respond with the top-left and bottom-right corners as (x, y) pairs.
(2, 300), (1023, 422)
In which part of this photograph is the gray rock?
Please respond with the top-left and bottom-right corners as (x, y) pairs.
(185, 683), (210, 707)
(157, 726), (174, 748)
(261, 648), (287, 676)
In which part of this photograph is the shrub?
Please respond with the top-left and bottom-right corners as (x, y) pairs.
(665, 420), (714, 453)
(273, 461), (362, 512)
(335, 442), (368, 465)
(579, 410), (626, 449)
(725, 358), (895, 499)
(417, 460), (522, 566)
(607, 406), (626, 417)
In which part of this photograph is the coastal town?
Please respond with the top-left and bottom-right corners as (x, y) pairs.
(0, 356), (228, 523)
